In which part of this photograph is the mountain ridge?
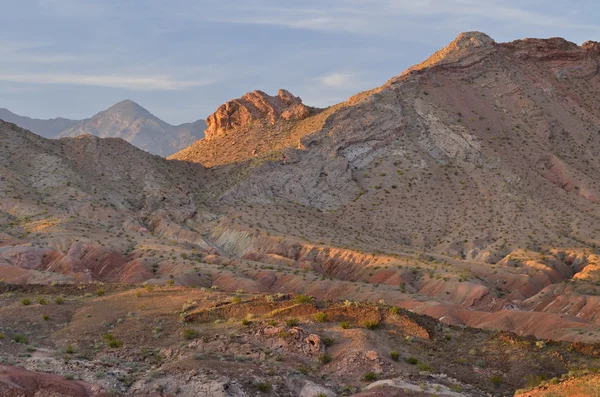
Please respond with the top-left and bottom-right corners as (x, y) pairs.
(0, 100), (206, 156)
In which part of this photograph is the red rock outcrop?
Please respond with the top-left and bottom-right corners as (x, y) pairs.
(204, 89), (311, 140)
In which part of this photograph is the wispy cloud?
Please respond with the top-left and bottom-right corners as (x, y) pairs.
(0, 72), (215, 91)
(191, 0), (600, 35)
(320, 72), (357, 88)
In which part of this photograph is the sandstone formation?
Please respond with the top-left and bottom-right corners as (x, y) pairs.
(204, 89), (312, 141)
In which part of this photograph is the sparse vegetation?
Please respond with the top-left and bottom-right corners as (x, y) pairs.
(103, 333), (123, 348)
(313, 312), (328, 322)
(182, 328), (199, 340)
(318, 353), (332, 364)
(364, 320), (379, 330)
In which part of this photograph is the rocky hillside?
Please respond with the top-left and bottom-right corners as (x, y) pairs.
(0, 101), (207, 156)
(173, 32), (600, 255)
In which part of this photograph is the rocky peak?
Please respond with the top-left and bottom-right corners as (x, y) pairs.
(405, 31), (496, 74)
(204, 89), (311, 141)
(104, 99), (153, 118)
(501, 37), (582, 59)
(582, 40), (600, 53)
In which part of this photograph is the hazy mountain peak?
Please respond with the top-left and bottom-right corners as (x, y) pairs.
(104, 99), (152, 117)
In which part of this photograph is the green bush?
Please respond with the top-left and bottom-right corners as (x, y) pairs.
(286, 318), (299, 327)
(294, 294), (313, 304)
(417, 362), (433, 372)
(182, 328), (199, 340)
(103, 333), (124, 348)
(13, 334), (27, 344)
(390, 350), (399, 361)
(318, 353), (332, 364)
(491, 375), (503, 386)
(322, 336), (335, 347)
(339, 321), (350, 329)
(35, 296), (47, 305)
(20, 298), (31, 306)
(362, 372), (378, 382)
(389, 306), (401, 315)
(96, 288), (105, 296)
(314, 312), (328, 322)
(54, 296), (65, 304)
(407, 357), (418, 365)
(256, 382), (272, 392)
(364, 320), (379, 330)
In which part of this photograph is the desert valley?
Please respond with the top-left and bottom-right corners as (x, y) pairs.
(1, 31), (600, 396)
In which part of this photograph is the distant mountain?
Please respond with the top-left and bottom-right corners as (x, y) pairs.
(0, 108), (79, 138)
(0, 100), (206, 156)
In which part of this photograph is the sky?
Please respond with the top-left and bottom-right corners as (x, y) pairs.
(1, 0), (599, 125)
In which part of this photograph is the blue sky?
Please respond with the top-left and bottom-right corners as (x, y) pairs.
(1, 0), (599, 124)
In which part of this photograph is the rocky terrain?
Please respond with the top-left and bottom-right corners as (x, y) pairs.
(2, 32), (600, 396)
(0, 101), (206, 156)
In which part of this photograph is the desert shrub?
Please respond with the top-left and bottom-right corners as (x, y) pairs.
(13, 334), (27, 344)
(231, 296), (241, 304)
(491, 375), (503, 386)
(319, 353), (332, 364)
(449, 384), (463, 392)
(314, 312), (328, 322)
(54, 296), (65, 304)
(407, 357), (418, 365)
(389, 306), (401, 315)
(241, 319), (251, 326)
(182, 328), (199, 340)
(294, 294), (313, 304)
(417, 362), (433, 372)
(390, 350), (399, 361)
(362, 372), (377, 382)
(96, 288), (105, 296)
(256, 382), (272, 392)
(65, 345), (75, 354)
(35, 296), (47, 305)
(364, 320), (379, 330)
(103, 333), (124, 348)
(286, 318), (300, 327)
(524, 374), (547, 389)
(339, 321), (351, 329)
(166, 280), (174, 286)
(322, 336), (335, 347)
(43, 315), (50, 321)
(21, 298), (31, 306)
